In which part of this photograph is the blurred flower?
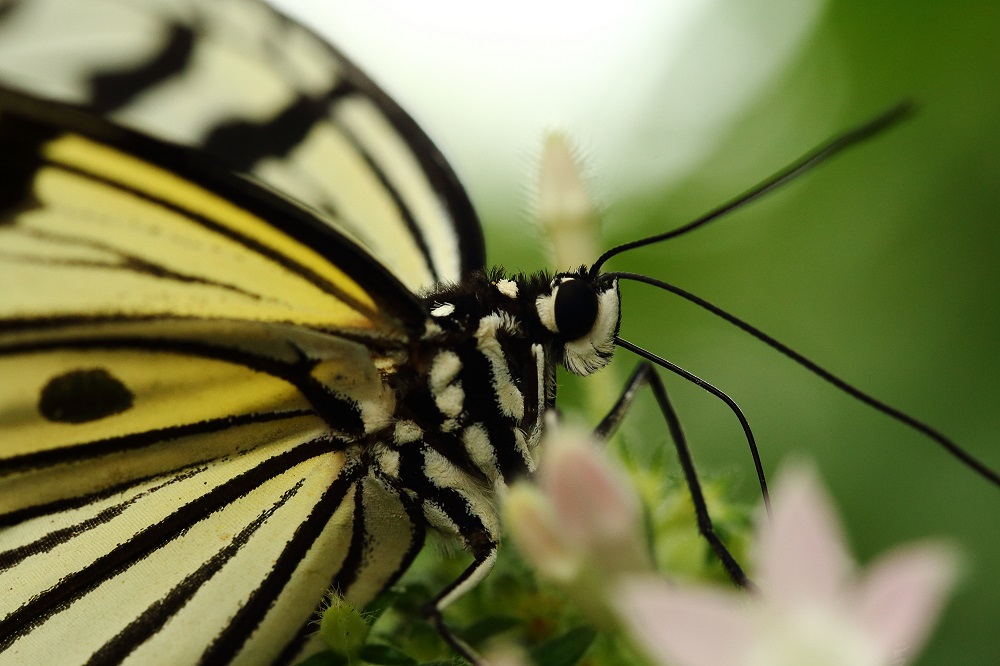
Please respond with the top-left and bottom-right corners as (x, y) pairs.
(535, 131), (602, 271)
(615, 464), (958, 666)
(505, 417), (653, 625)
(535, 131), (623, 415)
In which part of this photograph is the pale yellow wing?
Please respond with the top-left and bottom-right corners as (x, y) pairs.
(0, 88), (427, 664)
(0, 90), (426, 337)
(0, 0), (485, 291)
(0, 409), (424, 664)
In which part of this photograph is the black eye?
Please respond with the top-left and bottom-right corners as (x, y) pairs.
(554, 279), (599, 340)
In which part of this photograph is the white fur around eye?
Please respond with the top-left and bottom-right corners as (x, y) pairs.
(535, 284), (560, 334)
(535, 277), (620, 375)
(562, 282), (619, 376)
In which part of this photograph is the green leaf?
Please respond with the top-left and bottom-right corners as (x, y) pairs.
(364, 587), (405, 623)
(529, 626), (596, 666)
(357, 643), (419, 666)
(461, 615), (521, 645)
(294, 651), (348, 666)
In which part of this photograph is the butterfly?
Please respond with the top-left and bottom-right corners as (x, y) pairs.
(1, 1), (997, 665)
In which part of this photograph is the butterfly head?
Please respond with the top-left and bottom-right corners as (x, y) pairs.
(535, 268), (620, 376)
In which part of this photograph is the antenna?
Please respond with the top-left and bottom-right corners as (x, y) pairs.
(591, 102), (915, 277)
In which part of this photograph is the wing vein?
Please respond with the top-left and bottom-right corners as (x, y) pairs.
(0, 436), (343, 651)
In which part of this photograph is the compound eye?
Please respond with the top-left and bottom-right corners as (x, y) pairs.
(553, 279), (599, 340)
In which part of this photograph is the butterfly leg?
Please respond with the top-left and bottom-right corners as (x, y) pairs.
(424, 544), (498, 664)
(594, 362), (751, 588)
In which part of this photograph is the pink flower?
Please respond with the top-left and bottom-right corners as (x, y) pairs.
(505, 419), (652, 624)
(615, 465), (957, 666)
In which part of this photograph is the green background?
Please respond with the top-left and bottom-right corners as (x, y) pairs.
(479, 3), (999, 664)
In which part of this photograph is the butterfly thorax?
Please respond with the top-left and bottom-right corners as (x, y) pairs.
(366, 268), (621, 551)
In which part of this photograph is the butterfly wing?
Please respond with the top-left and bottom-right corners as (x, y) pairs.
(0, 0), (485, 291)
(0, 432), (422, 665)
(0, 0), (483, 659)
(0, 78), (428, 664)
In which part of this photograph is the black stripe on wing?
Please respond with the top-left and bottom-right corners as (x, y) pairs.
(0, 410), (312, 477)
(4, 224), (270, 304)
(0, 436), (349, 652)
(0, 314), (411, 354)
(323, 37), (485, 278)
(0, 410), (315, 528)
(0, 85), (429, 335)
(199, 461), (362, 664)
(334, 474), (373, 596)
(276, 473), (428, 666)
(104, 458), (367, 665)
(328, 473), (426, 599)
(0, 464), (209, 567)
(198, 83), (443, 285)
(20, 0), (487, 281)
(88, 477), (310, 666)
(202, 89), (351, 172)
(220, 1), (486, 279)
(87, 22), (196, 113)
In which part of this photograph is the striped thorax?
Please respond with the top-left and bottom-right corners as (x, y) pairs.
(368, 268), (621, 557)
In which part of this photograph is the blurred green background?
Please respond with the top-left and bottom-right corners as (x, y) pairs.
(294, 1), (1000, 662)
(480, 3), (1000, 665)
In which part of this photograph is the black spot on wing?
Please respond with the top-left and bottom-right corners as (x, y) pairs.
(38, 368), (134, 424)
(7, 334), (365, 438)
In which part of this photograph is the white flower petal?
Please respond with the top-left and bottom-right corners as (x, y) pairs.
(506, 483), (581, 582)
(541, 426), (641, 548)
(854, 544), (958, 665)
(611, 465), (956, 666)
(616, 577), (754, 666)
(757, 463), (852, 605)
(747, 605), (881, 666)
